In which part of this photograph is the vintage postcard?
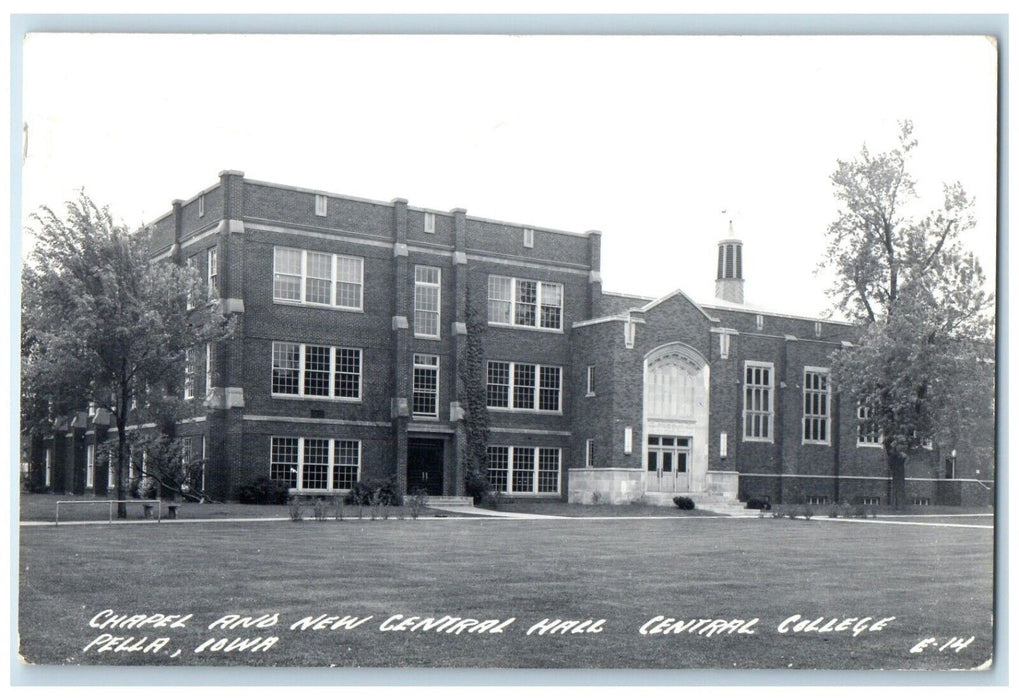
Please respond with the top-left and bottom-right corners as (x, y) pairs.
(14, 26), (999, 678)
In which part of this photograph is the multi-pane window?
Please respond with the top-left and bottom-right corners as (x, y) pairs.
(207, 247), (218, 299)
(412, 354), (439, 418)
(802, 368), (830, 444)
(586, 439), (595, 467)
(273, 247), (363, 311)
(486, 362), (511, 408)
(184, 347), (197, 400)
(487, 445), (509, 492)
(270, 436), (360, 491)
(315, 193), (328, 216)
(414, 266), (441, 338)
(486, 446), (561, 495)
(487, 276), (563, 330)
(743, 362), (773, 441)
(486, 361), (561, 412)
(857, 405), (881, 446)
(271, 342), (362, 400)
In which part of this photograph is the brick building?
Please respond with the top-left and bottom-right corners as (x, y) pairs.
(28, 172), (994, 507)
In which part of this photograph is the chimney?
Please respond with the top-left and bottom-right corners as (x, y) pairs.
(714, 221), (744, 304)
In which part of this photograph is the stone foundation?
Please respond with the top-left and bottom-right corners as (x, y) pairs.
(567, 468), (645, 505)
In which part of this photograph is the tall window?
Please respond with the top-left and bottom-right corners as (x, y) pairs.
(743, 362), (773, 441)
(271, 342), (362, 400)
(184, 347), (197, 400)
(273, 247), (364, 311)
(412, 354), (439, 418)
(586, 439), (595, 467)
(315, 193), (328, 216)
(414, 266), (441, 338)
(858, 405), (881, 446)
(586, 365), (596, 396)
(486, 361), (561, 412)
(86, 443), (95, 488)
(205, 343), (214, 398)
(44, 448), (52, 487)
(523, 228), (534, 248)
(486, 446), (561, 495)
(270, 436), (361, 491)
(207, 247), (218, 299)
(198, 194), (205, 217)
(487, 276), (563, 330)
(802, 368), (830, 444)
(424, 212), (436, 233)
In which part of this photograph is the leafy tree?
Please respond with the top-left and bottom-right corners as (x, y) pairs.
(21, 193), (230, 516)
(822, 121), (994, 508)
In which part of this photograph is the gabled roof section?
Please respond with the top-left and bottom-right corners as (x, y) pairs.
(640, 287), (719, 323)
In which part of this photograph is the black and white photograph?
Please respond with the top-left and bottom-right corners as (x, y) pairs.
(12, 16), (1001, 682)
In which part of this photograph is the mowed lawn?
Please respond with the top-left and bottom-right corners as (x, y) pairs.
(18, 516), (994, 670)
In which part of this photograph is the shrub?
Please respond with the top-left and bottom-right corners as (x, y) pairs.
(334, 498), (345, 521)
(803, 506), (813, 520)
(288, 497), (304, 521)
(409, 489), (429, 519)
(237, 476), (290, 505)
(673, 496), (695, 510)
(745, 496), (772, 511)
(312, 498), (327, 521)
(345, 477), (403, 507)
(464, 469), (492, 506)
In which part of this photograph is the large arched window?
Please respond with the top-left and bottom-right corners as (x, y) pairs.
(644, 345), (707, 421)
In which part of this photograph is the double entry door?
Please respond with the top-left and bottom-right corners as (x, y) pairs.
(646, 435), (691, 493)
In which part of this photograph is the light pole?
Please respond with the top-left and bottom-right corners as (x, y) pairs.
(949, 449), (957, 479)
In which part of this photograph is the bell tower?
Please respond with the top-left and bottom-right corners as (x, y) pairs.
(714, 221), (744, 304)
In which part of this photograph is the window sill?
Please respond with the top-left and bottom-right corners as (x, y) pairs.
(857, 442), (884, 449)
(801, 440), (832, 447)
(413, 334), (441, 341)
(271, 394), (363, 403)
(486, 322), (564, 335)
(487, 407), (563, 416)
(585, 392), (596, 398)
(742, 437), (774, 444)
(273, 299), (364, 313)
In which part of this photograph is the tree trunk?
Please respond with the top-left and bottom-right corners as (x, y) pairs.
(886, 447), (907, 511)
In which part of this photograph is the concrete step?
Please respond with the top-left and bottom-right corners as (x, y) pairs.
(419, 496), (474, 507)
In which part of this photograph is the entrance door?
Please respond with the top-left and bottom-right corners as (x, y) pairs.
(646, 436), (691, 493)
(407, 438), (444, 496)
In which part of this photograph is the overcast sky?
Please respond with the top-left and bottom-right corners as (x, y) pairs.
(20, 33), (997, 319)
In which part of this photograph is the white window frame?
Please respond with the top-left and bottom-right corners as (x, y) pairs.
(585, 439), (595, 468)
(755, 314), (764, 331)
(424, 212), (436, 233)
(485, 360), (562, 413)
(814, 321), (822, 337)
(486, 445), (561, 495)
(487, 275), (564, 331)
(44, 448), (52, 487)
(857, 405), (882, 447)
(184, 347), (197, 400)
(207, 246), (218, 300)
(270, 436), (361, 492)
(719, 332), (730, 359)
(742, 361), (774, 442)
(523, 228), (534, 248)
(413, 266), (441, 339)
(315, 193), (328, 217)
(412, 354), (440, 419)
(271, 341), (363, 401)
(108, 449), (115, 489)
(586, 365), (596, 397)
(205, 343), (214, 399)
(273, 246), (364, 312)
(198, 194), (205, 218)
(802, 367), (831, 445)
(86, 443), (95, 488)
